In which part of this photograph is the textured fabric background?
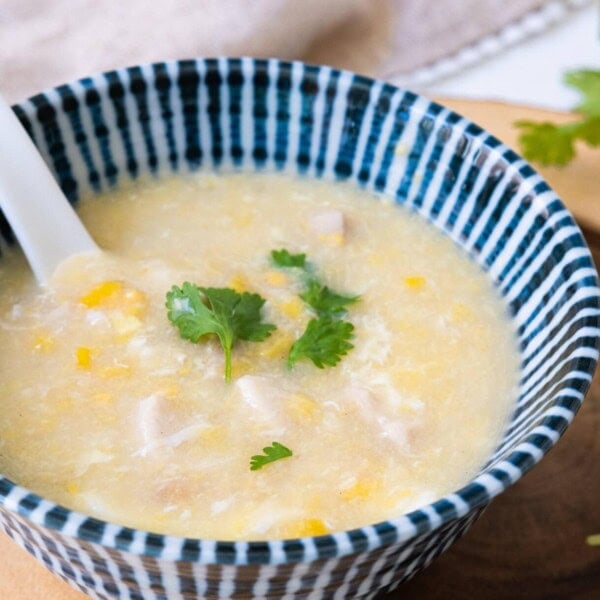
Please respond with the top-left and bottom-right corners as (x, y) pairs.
(0, 0), (552, 102)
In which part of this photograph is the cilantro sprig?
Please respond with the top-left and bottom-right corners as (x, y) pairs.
(271, 248), (359, 369)
(271, 248), (359, 317)
(166, 283), (276, 381)
(300, 279), (359, 317)
(516, 69), (600, 166)
(271, 249), (306, 269)
(288, 317), (354, 368)
(250, 441), (293, 470)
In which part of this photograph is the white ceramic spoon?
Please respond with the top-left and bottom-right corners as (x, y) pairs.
(0, 94), (98, 284)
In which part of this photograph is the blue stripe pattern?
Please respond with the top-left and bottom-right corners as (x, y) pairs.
(0, 58), (598, 599)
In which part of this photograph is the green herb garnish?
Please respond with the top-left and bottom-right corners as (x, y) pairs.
(587, 534), (600, 547)
(300, 279), (359, 317)
(271, 247), (359, 369)
(166, 283), (276, 381)
(250, 441), (293, 470)
(516, 69), (600, 166)
(288, 316), (354, 369)
(271, 249), (307, 269)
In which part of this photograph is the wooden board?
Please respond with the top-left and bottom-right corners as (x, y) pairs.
(1, 99), (598, 598)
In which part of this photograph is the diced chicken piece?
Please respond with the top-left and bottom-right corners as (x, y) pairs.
(244, 502), (304, 536)
(156, 477), (205, 504)
(362, 370), (424, 412)
(235, 375), (285, 428)
(354, 314), (392, 365)
(160, 423), (208, 449)
(135, 393), (207, 457)
(345, 386), (412, 450)
(137, 393), (161, 452)
(73, 449), (114, 477)
(309, 209), (346, 244)
(211, 497), (234, 515)
(85, 309), (110, 327)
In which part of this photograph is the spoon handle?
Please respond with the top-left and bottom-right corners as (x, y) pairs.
(0, 94), (98, 284)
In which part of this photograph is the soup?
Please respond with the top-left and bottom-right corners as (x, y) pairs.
(0, 173), (519, 540)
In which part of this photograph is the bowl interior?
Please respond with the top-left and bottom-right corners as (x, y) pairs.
(0, 58), (598, 562)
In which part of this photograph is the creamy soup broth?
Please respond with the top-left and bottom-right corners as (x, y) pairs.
(0, 173), (519, 540)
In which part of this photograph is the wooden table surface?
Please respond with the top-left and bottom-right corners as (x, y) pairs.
(0, 99), (598, 598)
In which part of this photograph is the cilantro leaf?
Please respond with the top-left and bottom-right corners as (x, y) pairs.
(288, 317), (354, 368)
(269, 248), (360, 370)
(515, 121), (578, 167)
(300, 279), (359, 317)
(166, 284), (276, 381)
(200, 287), (275, 343)
(250, 441), (293, 471)
(564, 69), (600, 117)
(577, 116), (600, 145)
(271, 249), (307, 269)
(515, 68), (600, 166)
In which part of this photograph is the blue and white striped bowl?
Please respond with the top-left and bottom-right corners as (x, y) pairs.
(1, 58), (598, 599)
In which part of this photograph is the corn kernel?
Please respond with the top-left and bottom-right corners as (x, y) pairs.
(228, 273), (250, 293)
(33, 334), (55, 352)
(110, 313), (142, 337)
(404, 275), (426, 290)
(122, 288), (147, 317)
(154, 512), (171, 526)
(65, 482), (80, 495)
(318, 232), (344, 246)
(76, 347), (92, 369)
(199, 426), (227, 449)
(341, 479), (382, 501)
(287, 393), (319, 420)
(265, 270), (288, 287)
(99, 365), (131, 378)
(92, 392), (113, 404)
(259, 331), (294, 359)
(231, 358), (253, 379)
(161, 383), (180, 398)
(279, 297), (303, 319)
(281, 518), (330, 538)
(451, 303), (472, 322)
(80, 280), (147, 317)
(80, 281), (122, 307)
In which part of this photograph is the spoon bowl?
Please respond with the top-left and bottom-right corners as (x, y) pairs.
(0, 94), (97, 284)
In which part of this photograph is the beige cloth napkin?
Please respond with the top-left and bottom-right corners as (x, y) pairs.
(0, 0), (565, 102)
